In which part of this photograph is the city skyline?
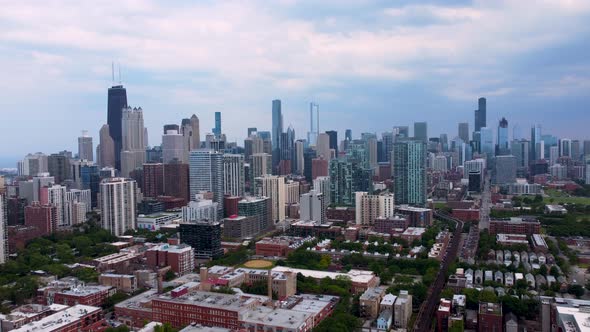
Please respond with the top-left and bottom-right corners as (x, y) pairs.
(2, 1), (590, 166)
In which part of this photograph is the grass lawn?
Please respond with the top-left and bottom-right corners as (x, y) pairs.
(543, 189), (590, 205)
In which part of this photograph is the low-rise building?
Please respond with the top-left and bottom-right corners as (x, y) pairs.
(400, 227), (426, 243)
(272, 266), (379, 294)
(99, 274), (137, 293)
(0, 304), (69, 331)
(11, 305), (104, 332)
(145, 243), (195, 275)
(359, 287), (386, 319)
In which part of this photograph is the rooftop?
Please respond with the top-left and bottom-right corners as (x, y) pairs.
(241, 306), (310, 329)
(272, 266), (376, 284)
(11, 305), (101, 332)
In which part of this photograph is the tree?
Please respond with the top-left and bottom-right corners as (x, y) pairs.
(568, 284), (585, 298)
(164, 270), (176, 281)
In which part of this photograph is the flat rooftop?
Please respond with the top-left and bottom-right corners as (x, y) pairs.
(272, 266), (376, 284)
(241, 306), (310, 329)
(12, 305), (101, 332)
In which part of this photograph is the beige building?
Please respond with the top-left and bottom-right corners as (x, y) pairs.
(394, 290), (413, 328)
(99, 274), (137, 293)
(355, 192), (395, 225)
(360, 286), (386, 319)
(255, 175), (286, 223)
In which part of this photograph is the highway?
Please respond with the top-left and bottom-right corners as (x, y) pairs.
(412, 211), (464, 332)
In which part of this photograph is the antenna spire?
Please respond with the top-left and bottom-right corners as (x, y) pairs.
(111, 62), (115, 83)
(118, 63), (122, 84)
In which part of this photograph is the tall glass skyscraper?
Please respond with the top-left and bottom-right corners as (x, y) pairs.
(107, 85), (128, 170)
(480, 127), (494, 158)
(530, 125), (542, 161)
(392, 140), (426, 206)
(213, 112), (222, 138)
(271, 99), (283, 172)
(497, 117), (509, 155)
(475, 97), (487, 132)
(308, 102), (319, 146)
(413, 122), (428, 142)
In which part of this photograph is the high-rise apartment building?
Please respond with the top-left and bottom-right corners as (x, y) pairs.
(299, 190), (326, 223)
(493, 155), (517, 185)
(458, 122), (469, 143)
(329, 158), (372, 206)
(182, 195), (219, 222)
(163, 161), (190, 204)
(223, 154), (245, 197)
(121, 107), (146, 177)
(308, 102), (320, 146)
(251, 153), (272, 179)
(162, 128), (186, 163)
(107, 85), (128, 170)
(40, 184), (67, 228)
(313, 176), (331, 205)
(78, 130), (94, 161)
(181, 114), (200, 152)
(316, 133), (331, 160)
(99, 124), (116, 168)
(355, 192), (395, 225)
(143, 163), (164, 198)
(238, 196), (273, 234)
(254, 175), (286, 223)
(413, 122), (428, 142)
(511, 140), (530, 169)
(392, 140), (426, 206)
(189, 150), (224, 212)
(25, 201), (57, 237)
(179, 221), (222, 259)
(99, 178), (137, 236)
(47, 154), (69, 184)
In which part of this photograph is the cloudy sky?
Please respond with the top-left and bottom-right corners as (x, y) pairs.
(1, 0), (590, 167)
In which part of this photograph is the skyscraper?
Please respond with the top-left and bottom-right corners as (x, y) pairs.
(458, 122), (469, 143)
(78, 130), (93, 161)
(299, 190), (326, 223)
(530, 125), (542, 162)
(272, 99), (283, 172)
(329, 157), (372, 206)
(474, 97), (487, 132)
(559, 138), (572, 157)
(181, 114), (200, 152)
(493, 155), (517, 185)
(47, 154), (69, 184)
(511, 139), (530, 169)
(223, 154), (245, 197)
(479, 127), (494, 158)
(325, 130), (338, 156)
(121, 107), (146, 177)
(179, 221), (223, 259)
(392, 140), (426, 206)
(189, 149), (224, 212)
(143, 163), (164, 198)
(345, 129), (352, 142)
(295, 140), (305, 175)
(163, 161), (190, 204)
(316, 133), (331, 160)
(213, 112), (222, 138)
(413, 122), (427, 142)
(251, 153), (272, 179)
(162, 127), (185, 163)
(99, 177), (137, 236)
(107, 85), (128, 170)
(254, 175), (286, 223)
(308, 102), (320, 146)
(99, 124), (116, 168)
(497, 118), (509, 155)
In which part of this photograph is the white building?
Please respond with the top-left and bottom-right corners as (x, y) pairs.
(78, 130), (94, 162)
(189, 149), (224, 212)
(255, 175), (286, 223)
(316, 133), (331, 160)
(223, 154), (245, 197)
(162, 129), (186, 163)
(355, 192), (395, 225)
(43, 185), (67, 228)
(550, 164), (567, 180)
(284, 181), (300, 204)
(432, 155), (448, 172)
(182, 195), (219, 222)
(99, 178), (137, 236)
(313, 176), (331, 205)
(299, 190), (326, 223)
